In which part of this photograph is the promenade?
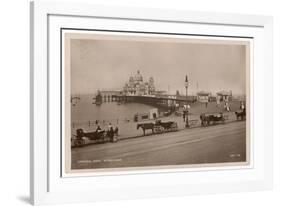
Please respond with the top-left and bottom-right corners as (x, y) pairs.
(71, 101), (243, 143)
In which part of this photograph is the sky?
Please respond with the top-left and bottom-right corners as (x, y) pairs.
(70, 35), (247, 96)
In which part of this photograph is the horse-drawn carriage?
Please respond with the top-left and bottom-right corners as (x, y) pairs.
(235, 108), (246, 120)
(71, 127), (118, 147)
(200, 112), (225, 126)
(137, 120), (178, 136)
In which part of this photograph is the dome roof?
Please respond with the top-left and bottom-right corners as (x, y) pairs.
(134, 70), (143, 82)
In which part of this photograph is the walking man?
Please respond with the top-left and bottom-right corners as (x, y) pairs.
(185, 104), (190, 128)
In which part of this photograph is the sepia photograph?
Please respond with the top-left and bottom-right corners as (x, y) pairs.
(63, 31), (250, 173)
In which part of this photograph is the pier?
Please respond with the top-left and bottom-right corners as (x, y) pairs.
(94, 91), (198, 109)
(114, 94), (197, 109)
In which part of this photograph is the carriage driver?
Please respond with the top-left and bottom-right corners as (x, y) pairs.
(95, 125), (102, 133)
(107, 123), (115, 142)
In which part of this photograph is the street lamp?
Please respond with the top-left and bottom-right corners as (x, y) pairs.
(185, 75), (189, 128)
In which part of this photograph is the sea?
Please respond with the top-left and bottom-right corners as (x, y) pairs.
(71, 94), (155, 127)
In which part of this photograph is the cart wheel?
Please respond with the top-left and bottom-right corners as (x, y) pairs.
(203, 121), (208, 127)
(154, 126), (163, 134)
(76, 139), (83, 147)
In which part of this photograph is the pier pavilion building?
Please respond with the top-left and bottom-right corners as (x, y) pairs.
(123, 70), (156, 96)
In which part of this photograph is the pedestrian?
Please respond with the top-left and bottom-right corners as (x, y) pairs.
(225, 102), (230, 112)
(185, 104), (190, 128)
(114, 126), (119, 136)
(109, 126), (114, 142)
(183, 110), (186, 122)
(108, 122), (113, 130)
(240, 102), (245, 110)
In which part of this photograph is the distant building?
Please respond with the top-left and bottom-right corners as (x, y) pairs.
(149, 108), (159, 119)
(197, 91), (211, 103)
(133, 108), (159, 122)
(216, 90), (232, 102)
(123, 70), (156, 95)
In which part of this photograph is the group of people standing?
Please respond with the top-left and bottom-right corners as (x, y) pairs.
(181, 101), (245, 124)
(95, 123), (119, 142)
(224, 101), (245, 112)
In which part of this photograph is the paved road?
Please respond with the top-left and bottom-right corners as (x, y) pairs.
(71, 121), (247, 170)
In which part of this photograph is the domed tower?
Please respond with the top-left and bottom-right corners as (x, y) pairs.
(144, 82), (149, 95)
(148, 77), (155, 94)
(129, 76), (134, 84)
(128, 76), (134, 87)
(134, 70), (143, 83)
(127, 76), (134, 94)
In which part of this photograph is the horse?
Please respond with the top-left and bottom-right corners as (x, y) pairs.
(235, 108), (246, 120)
(200, 114), (210, 126)
(137, 123), (155, 136)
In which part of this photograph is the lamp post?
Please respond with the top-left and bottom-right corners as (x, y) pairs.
(185, 75), (189, 128)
